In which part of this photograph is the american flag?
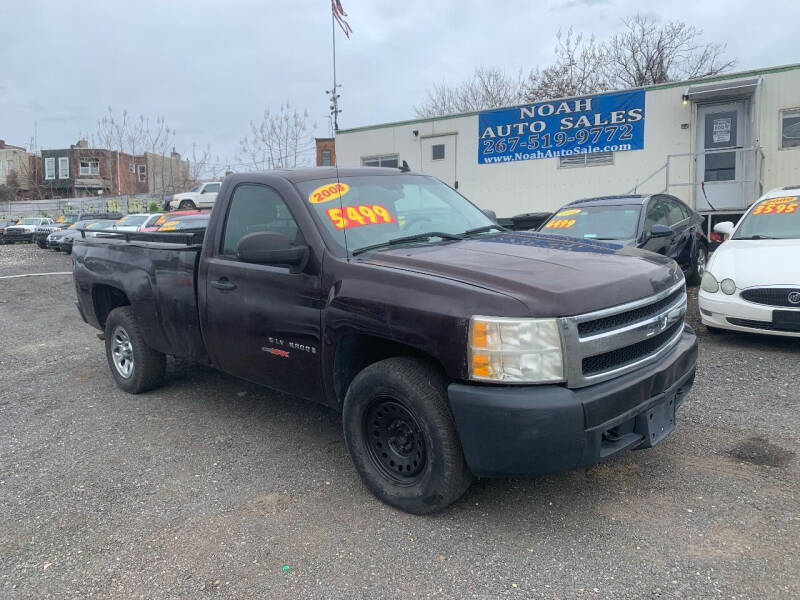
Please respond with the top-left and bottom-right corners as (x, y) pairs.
(332, 0), (352, 39)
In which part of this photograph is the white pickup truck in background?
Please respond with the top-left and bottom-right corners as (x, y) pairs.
(169, 182), (222, 210)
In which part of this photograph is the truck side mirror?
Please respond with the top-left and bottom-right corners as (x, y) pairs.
(713, 221), (735, 236)
(236, 231), (308, 273)
(649, 224), (672, 238)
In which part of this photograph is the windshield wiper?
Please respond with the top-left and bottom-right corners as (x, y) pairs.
(735, 235), (777, 240)
(461, 224), (506, 236)
(352, 231), (464, 256)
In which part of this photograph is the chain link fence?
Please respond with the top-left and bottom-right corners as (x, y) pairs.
(1, 194), (170, 219)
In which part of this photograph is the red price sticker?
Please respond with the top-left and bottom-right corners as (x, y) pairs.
(544, 218), (577, 229)
(752, 196), (798, 215)
(325, 204), (396, 230)
(309, 182), (349, 204)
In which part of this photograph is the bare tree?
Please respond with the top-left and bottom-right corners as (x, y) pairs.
(603, 14), (736, 88)
(237, 103), (315, 170)
(415, 15), (735, 116)
(414, 66), (526, 118)
(95, 107), (147, 155)
(524, 29), (608, 102)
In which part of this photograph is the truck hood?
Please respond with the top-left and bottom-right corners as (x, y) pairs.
(356, 232), (682, 317)
(707, 238), (800, 288)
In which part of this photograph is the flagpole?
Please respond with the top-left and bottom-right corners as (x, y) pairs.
(331, 5), (339, 132)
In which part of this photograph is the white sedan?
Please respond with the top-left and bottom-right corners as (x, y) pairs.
(699, 187), (800, 337)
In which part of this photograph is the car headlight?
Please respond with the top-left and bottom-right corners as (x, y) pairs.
(720, 278), (736, 295)
(469, 316), (564, 383)
(701, 272), (719, 293)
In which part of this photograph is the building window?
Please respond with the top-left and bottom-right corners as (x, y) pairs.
(45, 157), (55, 180)
(781, 109), (800, 149)
(321, 149), (332, 166)
(137, 164), (147, 182)
(79, 158), (100, 176)
(558, 151), (614, 168)
(6, 159), (14, 175)
(362, 154), (399, 168)
(432, 144), (445, 160)
(129, 163), (135, 173)
(58, 156), (69, 179)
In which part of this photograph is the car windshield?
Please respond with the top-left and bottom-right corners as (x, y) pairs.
(540, 204), (641, 240)
(159, 216), (209, 230)
(115, 215), (148, 226)
(87, 220), (117, 229)
(293, 174), (494, 255)
(733, 196), (800, 240)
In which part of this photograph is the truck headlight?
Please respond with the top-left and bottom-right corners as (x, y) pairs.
(469, 316), (564, 383)
(701, 272), (719, 293)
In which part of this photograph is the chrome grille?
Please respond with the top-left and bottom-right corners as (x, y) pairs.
(559, 280), (687, 388)
(740, 287), (800, 308)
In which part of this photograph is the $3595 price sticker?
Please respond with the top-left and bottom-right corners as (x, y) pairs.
(325, 204), (396, 230)
(752, 196), (798, 215)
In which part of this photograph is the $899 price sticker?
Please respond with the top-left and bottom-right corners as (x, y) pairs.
(325, 204), (396, 230)
(544, 218), (577, 229)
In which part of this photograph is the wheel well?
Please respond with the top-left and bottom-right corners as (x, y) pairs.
(333, 335), (443, 406)
(93, 284), (130, 328)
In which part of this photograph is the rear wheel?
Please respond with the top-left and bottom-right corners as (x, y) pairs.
(687, 243), (707, 286)
(179, 200), (196, 209)
(104, 306), (166, 394)
(342, 357), (472, 514)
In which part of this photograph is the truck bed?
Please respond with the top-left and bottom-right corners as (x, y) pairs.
(72, 232), (208, 362)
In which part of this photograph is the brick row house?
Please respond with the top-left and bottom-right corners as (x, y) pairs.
(40, 140), (190, 199)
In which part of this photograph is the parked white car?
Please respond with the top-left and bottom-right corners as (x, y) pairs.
(3, 217), (54, 243)
(169, 182), (222, 210)
(699, 186), (800, 337)
(112, 213), (163, 232)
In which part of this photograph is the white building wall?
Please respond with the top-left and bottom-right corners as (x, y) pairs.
(336, 65), (800, 217)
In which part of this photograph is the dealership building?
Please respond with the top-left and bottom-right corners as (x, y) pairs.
(334, 63), (800, 234)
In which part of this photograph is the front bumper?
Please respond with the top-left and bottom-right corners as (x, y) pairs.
(699, 289), (800, 337)
(448, 328), (697, 477)
(3, 231), (32, 242)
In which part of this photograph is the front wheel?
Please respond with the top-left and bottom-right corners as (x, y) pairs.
(342, 357), (472, 514)
(687, 243), (707, 286)
(104, 306), (166, 394)
(179, 200), (196, 210)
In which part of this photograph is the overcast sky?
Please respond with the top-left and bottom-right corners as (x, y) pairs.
(2, 0), (798, 171)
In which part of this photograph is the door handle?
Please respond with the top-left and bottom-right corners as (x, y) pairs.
(211, 279), (236, 291)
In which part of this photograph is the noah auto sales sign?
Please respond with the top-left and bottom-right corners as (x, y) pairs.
(478, 89), (645, 164)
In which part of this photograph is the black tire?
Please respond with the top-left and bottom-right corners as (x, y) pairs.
(104, 306), (166, 394)
(686, 242), (708, 286)
(179, 200), (196, 209)
(342, 357), (472, 514)
(706, 325), (724, 334)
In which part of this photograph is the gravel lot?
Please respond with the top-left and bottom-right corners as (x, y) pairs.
(1, 244), (798, 599)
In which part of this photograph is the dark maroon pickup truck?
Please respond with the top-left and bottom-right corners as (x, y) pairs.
(72, 167), (697, 514)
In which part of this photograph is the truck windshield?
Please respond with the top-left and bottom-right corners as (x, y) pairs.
(294, 174), (494, 255)
(540, 205), (641, 240)
(733, 196), (800, 240)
